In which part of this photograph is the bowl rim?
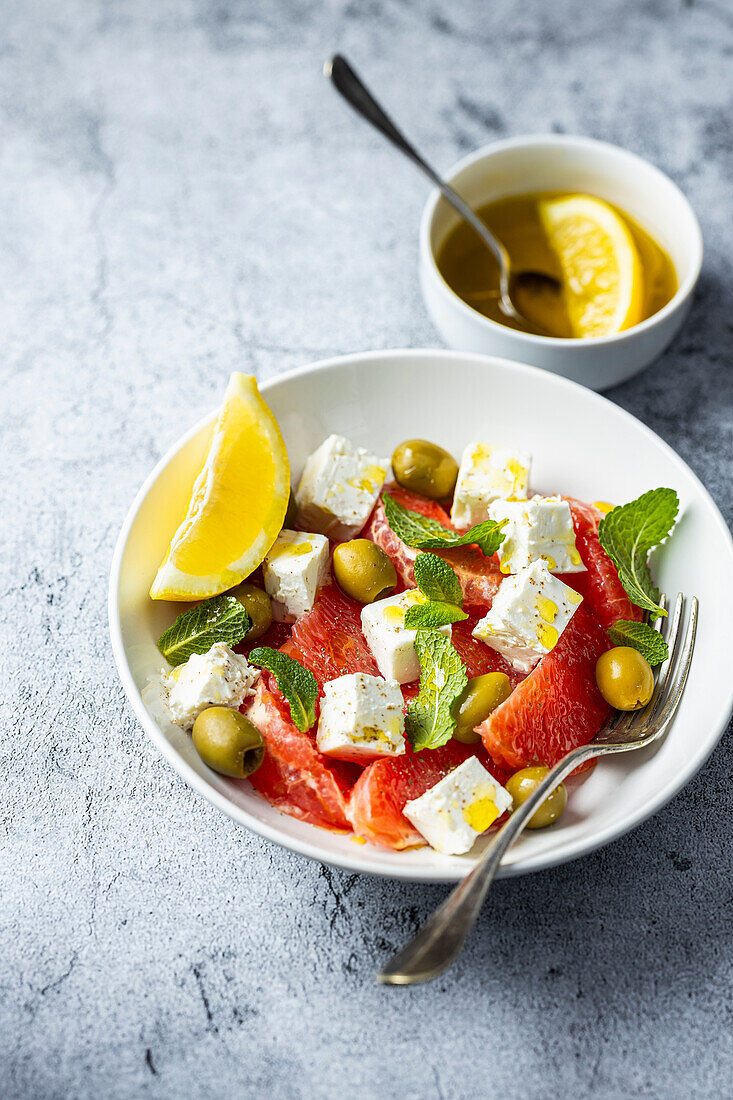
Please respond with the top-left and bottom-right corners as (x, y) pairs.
(419, 133), (704, 349)
(109, 348), (733, 882)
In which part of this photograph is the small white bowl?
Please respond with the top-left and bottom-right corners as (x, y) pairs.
(420, 135), (703, 390)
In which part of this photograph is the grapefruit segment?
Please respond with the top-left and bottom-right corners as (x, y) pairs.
(348, 741), (508, 849)
(562, 498), (642, 630)
(245, 679), (359, 831)
(286, 583), (379, 685)
(362, 484), (448, 588)
(364, 485), (503, 609)
(478, 605), (611, 771)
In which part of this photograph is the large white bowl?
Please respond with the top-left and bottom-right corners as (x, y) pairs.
(109, 350), (733, 882)
(420, 136), (703, 390)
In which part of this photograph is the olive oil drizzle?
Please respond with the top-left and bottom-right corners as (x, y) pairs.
(436, 191), (677, 338)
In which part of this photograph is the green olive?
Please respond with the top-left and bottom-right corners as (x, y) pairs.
(452, 672), (512, 743)
(506, 765), (567, 829)
(332, 539), (398, 604)
(192, 707), (265, 778)
(595, 646), (654, 710)
(284, 488), (298, 529)
(391, 439), (459, 500)
(230, 583), (273, 641)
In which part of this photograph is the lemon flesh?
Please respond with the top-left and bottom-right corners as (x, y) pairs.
(150, 373), (290, 601)
(538, 195), (644, 338)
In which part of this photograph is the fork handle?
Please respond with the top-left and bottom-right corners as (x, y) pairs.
(379, 742), (606, 985)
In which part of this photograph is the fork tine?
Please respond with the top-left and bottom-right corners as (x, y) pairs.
(608, 593), (671, 739)
(643, 596), (698, 737)
(654, 591), (668, 632)
(646, 593), (685, 722)
(597, 593), (693, 745)
(612, 704), (641, 738)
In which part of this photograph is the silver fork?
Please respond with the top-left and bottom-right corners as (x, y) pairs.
(379, 593), (698, 986)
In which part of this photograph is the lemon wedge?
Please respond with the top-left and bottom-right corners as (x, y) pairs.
(538, 194), (644, 337)
(150, 373), (290, 601)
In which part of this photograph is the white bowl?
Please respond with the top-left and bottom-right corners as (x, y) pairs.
(420, 136), (703, 391)
(109, 349), (732, 882)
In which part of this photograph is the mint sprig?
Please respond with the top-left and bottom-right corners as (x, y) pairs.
(157, 596), (251, 666)
(248, 647), (318, 732)
(384, 494), (506, 558)
(598, 488), (678, 620)
(404, 552), (469, 630)
(608, 621), (669, 666)
(405, 630), (468, 751)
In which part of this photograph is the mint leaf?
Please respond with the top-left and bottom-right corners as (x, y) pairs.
(248, 647), (318, 732)
(404, 602), (468, 629)
(405, 630), (468, 751)
(608, 621), (669, 666)
(440, 518), (506, 558)
(158, 596), (251, 667)
(384, 494), (506, 558)
(598, 488), (678, 619)
(413, 552), (463, 606)
(383, 493), (456, 544)
(406, 553), (468, 630)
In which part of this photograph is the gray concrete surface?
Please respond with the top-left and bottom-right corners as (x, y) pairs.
(2, 1), (732, 1097)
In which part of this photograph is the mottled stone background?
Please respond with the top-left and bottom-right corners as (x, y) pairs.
(2, 1), (732, 1097)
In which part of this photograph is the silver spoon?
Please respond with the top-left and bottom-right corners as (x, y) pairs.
(325, 55), (561, 333)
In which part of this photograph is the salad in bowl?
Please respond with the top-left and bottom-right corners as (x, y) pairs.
(141, 370), (679, 860)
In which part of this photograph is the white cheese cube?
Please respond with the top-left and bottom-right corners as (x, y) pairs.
(316, 673), (406, 762)
(263, 529), (330, 621)
(295, 434), (389, 540)
(360, 589), (451, 684)
(165, 643), (260, 730)
(451, 442), (531, 529)
(490, 495), (585, 574)
(473, 559), (583, 672)
(404, 756), (513, 855)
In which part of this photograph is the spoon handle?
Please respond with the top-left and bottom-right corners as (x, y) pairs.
(325, 55), (511, 277)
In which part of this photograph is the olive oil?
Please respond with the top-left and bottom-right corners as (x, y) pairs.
(436, 191), (677, 338)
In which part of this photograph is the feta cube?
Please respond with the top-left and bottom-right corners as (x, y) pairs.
(473, 559), (583, 672)
(295, 434), (389, 540)
(165, 643), (260, 729)
(316, 673), (406, 762)
(451, 442), (531, 529)
(490, 495), (585, 574)
(263, 529), (330, 621)
(360, 589), (451, 684)
(404, 756), (514, 855)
